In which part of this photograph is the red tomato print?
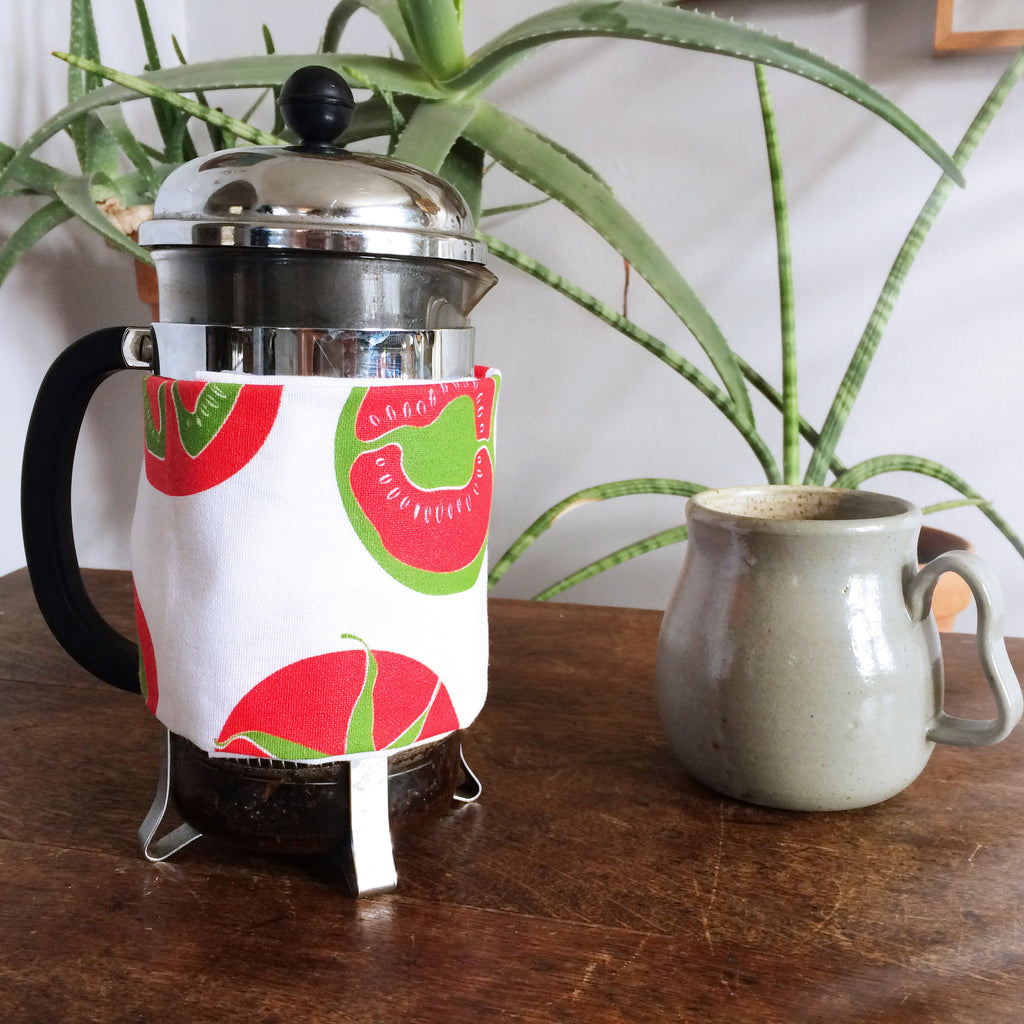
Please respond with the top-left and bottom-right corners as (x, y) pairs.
(144, 377), (282, 496)
(215, 638), (459, 759)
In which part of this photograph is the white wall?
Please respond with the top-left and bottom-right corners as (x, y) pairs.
(3, 1), (1024, 634)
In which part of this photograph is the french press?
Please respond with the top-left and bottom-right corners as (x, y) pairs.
(21, 66), (498, 895)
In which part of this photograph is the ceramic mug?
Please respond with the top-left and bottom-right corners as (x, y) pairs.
(656, 485), (1023, 811)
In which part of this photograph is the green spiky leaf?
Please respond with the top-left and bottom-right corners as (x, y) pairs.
(0, 142), (69, 197)
(806, 46), (1024, 485)
(390, 98), (477, 172)
(480, 232), (780, 480)
(533, 525), (690, 601)
(489, 478), (704, 590)
(398, 0), (465, 81)
(440, 137), (484, 219)
(465, 102), (755, 427)
(95, 106), (160, 195)
(0, 201), (73, 287)
(833, 454), (1024, 561)
(52, 175), (149, 261)
(0, 53), (441, 194)
(322, 0), (416, 60)
(454, 1), (963, 184)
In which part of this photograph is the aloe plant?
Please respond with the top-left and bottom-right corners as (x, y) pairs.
(2, 1), (963, 424)
(0, 0), (282, 271)
(489, 45), (1024, 600)
(3, 1), (1017, 602)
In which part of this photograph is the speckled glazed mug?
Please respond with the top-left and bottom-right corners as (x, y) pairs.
(656, 486), (1023, 811)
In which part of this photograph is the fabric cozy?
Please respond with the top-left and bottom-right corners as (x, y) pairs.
(130, 367), (500, 763)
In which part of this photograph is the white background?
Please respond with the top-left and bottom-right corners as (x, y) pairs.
(3, 1), (1024, 634)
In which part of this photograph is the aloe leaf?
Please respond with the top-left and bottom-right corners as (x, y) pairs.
(66, 1), (120, 180)
(139, 53), (439, 100)
(487, 230), (834, 483)
(755, 65), (799, 484)
(336, 92), (411, 143)
(390, 98), (476, 172)
(0, 201), (73, 287)
(95, 106), (160, 195)
(471, 123), (754, 430)
(68, 0), (102, 167)
(164, 115), (195, 166)
(52, 175), (150, 262)
(522, 134), (612, 189)
(172, 34), (223, 153)
(735, 353), (846, 479)
(481, 232), (779, 481)
(262, 26), (286, 139)
(832, 454), (1024, 560)
(52, 53), (287, 147)
(453, 2), (961, 184)
(344, 81), (409, 148)
(109, 167), (168, 207)
(0, 53), (442, 194)
(440, 138), (484, 219)
(133, 0), (180, 155)
(488, 478), (704, 590)
(68, 0), (101, 95)
(0, 142), (68, 197)
(322, 0), (416, 60)
(398, 0), (465, 81)
(482, 197), (551, 218)
(532, 525), (690, 601)
(85, 113), (122, 179)
(805, 46), (1024, 486)
(922, 498), (990, 515)
(467, 104), (754, 428)
(480, 234), (726, 398)
(344, 84), (478, 194)
(134, 0), (161, 70)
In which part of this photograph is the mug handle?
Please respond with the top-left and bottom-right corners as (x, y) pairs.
(905, 550), (1024, 746)
(21, 326), (154, 693)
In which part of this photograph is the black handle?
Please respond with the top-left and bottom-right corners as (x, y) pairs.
(21, 326), (142, 692)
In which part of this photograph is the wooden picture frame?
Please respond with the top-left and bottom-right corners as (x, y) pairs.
(935, 0), (1024, 52)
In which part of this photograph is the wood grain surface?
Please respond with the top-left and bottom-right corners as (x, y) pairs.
(2, 568), (1023, 1023)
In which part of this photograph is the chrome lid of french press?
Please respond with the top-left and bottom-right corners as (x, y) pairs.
(138, 67), (486, 264)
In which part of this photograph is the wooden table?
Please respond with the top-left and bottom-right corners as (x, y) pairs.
(2, 568), (1023, 1022)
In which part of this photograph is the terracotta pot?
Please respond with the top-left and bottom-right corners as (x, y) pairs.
(135, 257), (158, 322)
(918, 524), (973, 633)
(96, 206), (157, 320)
(129, 221), (159, 322)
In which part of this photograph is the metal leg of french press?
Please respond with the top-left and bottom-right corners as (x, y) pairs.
(454, 743), (483, 804)
(138, 728), (203, 862)
(343, 756), (398, 897)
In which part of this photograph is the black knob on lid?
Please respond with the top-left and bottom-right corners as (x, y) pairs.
(278, 65), (355, 150)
